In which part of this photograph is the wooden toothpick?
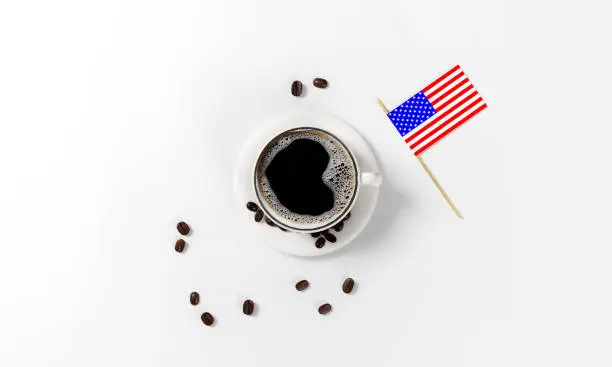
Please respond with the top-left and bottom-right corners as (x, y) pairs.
(377, 98), (390, 114)
(376, 98), (463, 219)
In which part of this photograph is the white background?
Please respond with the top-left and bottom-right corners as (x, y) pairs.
(1, 0), (611, 366)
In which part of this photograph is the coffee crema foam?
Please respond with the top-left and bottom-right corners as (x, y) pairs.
(256, 129), (357, 226)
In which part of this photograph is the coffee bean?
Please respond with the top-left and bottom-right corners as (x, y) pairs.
(174, 239), (186, 253)
(323, 232), (337, 243)
(313, 78), (328, 89)
(342, 278), (355, 294)
(190, 292), (200, 305)
(242, 299), (255, 315)
(177, 221), (190, 235)
(278, 227), (288, 232)
(291, 80), (303, 97)
(201, 312), (214, 326)
(310, 232), (322, 238)
(265, 217), (276, 227)
(333, 222), (344, 232)
(295, 279), (309, 291)
(315, 237), (326, 248)
(254, 209), (264, 222)
(318, 303), (332, 315)
(343, 212), (351, 221)
(246, 202), (259, 212)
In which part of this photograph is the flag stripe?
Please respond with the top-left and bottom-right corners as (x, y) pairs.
(422, 65), (460, 94)
(412, 99), (487, 153)
(423, 67), (464, 102)
(404, 89), (478, 144)
(428, 74), (468, 109)
(414, 103), (487, 155)
(424, 71), (465, 102)
(429, 77), (470, 107)
(411, 99), (486, 153)
(434, 84), (474, 112)
(409, 96), (483, 150)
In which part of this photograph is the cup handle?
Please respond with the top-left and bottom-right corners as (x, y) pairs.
(361, 172), (382, 187)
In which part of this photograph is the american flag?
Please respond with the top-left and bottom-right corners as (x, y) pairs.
(386, 65), (487, 156)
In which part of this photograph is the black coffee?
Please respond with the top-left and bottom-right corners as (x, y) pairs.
(255, 128), (357, 229)
(265, 139), (334, 216)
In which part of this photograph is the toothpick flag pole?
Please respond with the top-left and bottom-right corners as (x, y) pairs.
(414, 155), (463, 219)
(377, 98), (463, 219)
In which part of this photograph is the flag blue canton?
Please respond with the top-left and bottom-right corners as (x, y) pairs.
(387, 92), (436, 137)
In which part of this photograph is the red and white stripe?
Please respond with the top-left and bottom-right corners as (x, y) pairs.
(405, 65), (487, 156)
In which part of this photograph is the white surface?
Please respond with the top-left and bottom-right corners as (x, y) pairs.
(233, 115), (381, 256)
(0, 0), (611, 366)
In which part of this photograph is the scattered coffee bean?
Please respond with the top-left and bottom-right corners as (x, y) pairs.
(177, 221), (190, 235)
(242, 299), (255, 315)
(313, 78), (328, 89)
(323, 232), (337, 243)
(254, 209), (264, 222)
(318, 303), (332, 315)
(291, 80), (303, 97)
(295, 280), (310, 291)
(315, 237), (326, 248)
(310, 232), (322, 238)
(278, 227), (288, 232)
(246, 202), (259, 212)
(265, 217), (276, 227)
(201, 312), (214, 326)
(190, 292), (200, 305)
(333, 222), (344, 232)
(343, 212), (351, 221)
(174, 239), (186, 253)
(342, 278), (355, 294)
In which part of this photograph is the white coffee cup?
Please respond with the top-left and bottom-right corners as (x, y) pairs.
(253, 127), (381, 233)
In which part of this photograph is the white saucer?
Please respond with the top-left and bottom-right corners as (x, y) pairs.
(233, 114), (381, 257)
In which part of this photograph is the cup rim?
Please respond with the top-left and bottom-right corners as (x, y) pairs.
(253, 127), (359, 233)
